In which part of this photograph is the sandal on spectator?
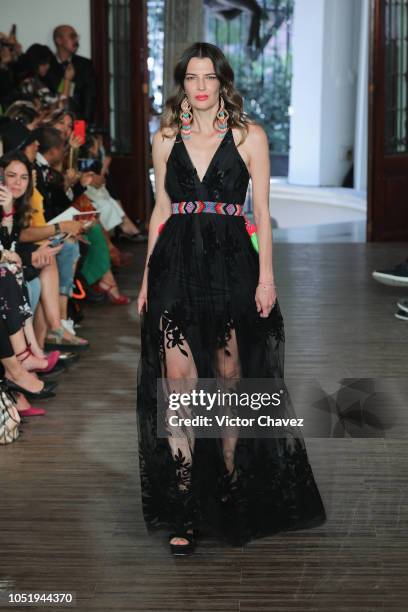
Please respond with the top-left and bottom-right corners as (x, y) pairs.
(97, 281), (130, 305)
(44, 327), (90, 352)
(113, 252), (134, 268)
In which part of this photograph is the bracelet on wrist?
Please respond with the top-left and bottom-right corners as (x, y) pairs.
(2, 207), (15, 218)
(54, 222), (61, 234)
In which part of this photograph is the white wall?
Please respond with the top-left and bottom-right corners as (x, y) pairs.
(0, 0), (91, 58)
(289, 0), (360, 187)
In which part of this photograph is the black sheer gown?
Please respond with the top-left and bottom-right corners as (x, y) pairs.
(136, 127), (326, 545)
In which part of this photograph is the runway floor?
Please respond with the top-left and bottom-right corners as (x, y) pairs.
(1, 240), (408, 611)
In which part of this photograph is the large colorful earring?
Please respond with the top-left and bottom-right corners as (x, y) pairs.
(180, 96), (193, 140)
(215, 95), (229, 137)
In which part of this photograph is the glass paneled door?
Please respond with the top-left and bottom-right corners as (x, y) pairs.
(91, 0), (150, 224)
(368, 0), (408, 240)
(108, 0), (132, 154)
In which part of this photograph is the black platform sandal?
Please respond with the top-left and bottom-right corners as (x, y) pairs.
(169, 531), (196, 556)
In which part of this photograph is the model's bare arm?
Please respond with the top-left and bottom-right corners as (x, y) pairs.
(247, 124), (276, 316)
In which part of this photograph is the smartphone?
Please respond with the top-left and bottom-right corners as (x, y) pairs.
(50, 232), (70, 248)
(73, 120), (86, 146)
(77, 158), (95, 173)
(0, 168), (4, 185)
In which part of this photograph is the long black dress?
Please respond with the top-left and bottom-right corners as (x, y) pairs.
(136, 127), (326, 545)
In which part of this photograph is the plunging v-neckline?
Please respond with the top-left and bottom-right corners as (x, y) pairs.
(181, 128), (230, 184)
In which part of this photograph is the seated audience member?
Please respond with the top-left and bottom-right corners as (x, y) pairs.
(0, 120), (90, 349)
(5, 100), (40, 129)
(48, 108), (78, 151)
(33, 127), (130, 305)
(78, 134), (145, 240)
(17, 43), (74, 111)
(45, 25), (96, 122)
(0, 151), (61, 410)
(34, 127), (95, 338)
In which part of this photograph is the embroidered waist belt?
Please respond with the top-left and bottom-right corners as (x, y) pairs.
(171, 201), (243, 216)
(162, 201), (259, 253)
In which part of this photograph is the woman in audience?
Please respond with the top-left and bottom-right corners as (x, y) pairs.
(78, 134), (146, 240)
(0, 152), (58, 402)
(0, 121), (91, 349)
(17, 44), (72, 111)
(5, 100), (42, 129)
(32, 127), (131, 305)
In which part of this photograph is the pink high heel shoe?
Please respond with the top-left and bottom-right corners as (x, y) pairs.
(18, 345), (61, 373)
(17, 406), (46, 417)
(37, 351), (61, 374)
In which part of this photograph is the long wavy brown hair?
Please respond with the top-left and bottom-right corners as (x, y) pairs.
(161, 42), (252, 144)
(0, 151), (34, 230)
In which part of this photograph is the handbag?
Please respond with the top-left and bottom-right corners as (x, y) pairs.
(0, 384), (20, 445)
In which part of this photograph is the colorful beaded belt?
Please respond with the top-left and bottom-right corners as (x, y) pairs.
(164, 201), (259, 253)
(171, 201), (243, 216)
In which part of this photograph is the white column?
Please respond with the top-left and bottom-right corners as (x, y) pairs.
(289, 0), (359, 187)
(354, 0), (369, 191)
(288, 0), (325, 185)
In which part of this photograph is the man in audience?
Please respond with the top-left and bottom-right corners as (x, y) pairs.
(33, 127), (92, 344)
(45, 25), (96, 122)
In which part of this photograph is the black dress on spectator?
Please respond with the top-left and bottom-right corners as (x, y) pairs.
(0, 223), (32, 338)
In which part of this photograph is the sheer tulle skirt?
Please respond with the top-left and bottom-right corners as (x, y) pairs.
(136, 214), (326, 544)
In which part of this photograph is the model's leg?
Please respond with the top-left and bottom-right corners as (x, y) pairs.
(215, 327), (242, 480)
(160, 312), (198, 546)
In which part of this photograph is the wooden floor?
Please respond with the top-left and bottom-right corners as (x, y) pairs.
(1, 241), (408, 611)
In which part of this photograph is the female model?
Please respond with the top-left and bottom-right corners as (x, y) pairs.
(137, 42), (326, 555)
